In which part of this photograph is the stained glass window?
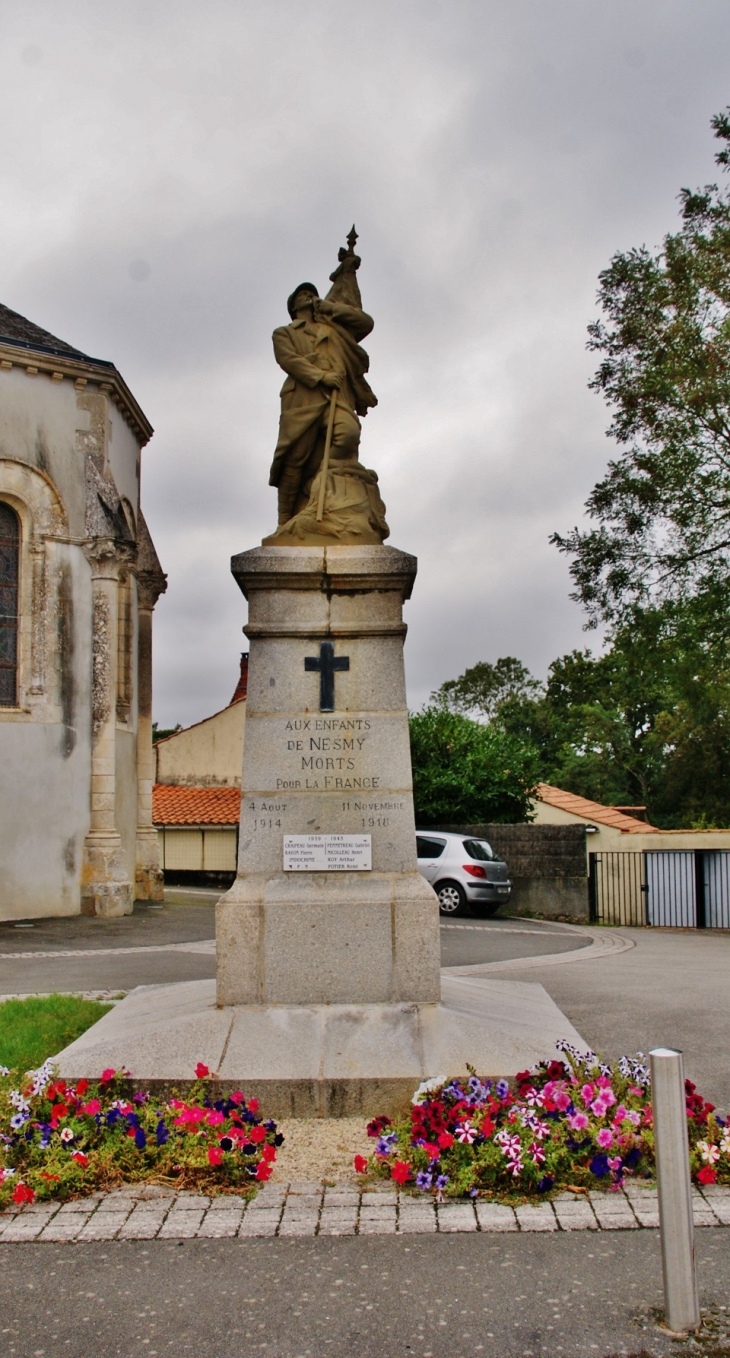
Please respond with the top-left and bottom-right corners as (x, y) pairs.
(0, 503), (19, 706)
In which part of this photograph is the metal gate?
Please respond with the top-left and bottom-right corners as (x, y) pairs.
(589, 850), (730, 929)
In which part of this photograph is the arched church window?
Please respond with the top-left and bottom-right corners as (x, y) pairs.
(0, 502), (19, 707)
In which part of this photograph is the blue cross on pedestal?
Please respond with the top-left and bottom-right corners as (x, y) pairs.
(304, 641), (350, 712)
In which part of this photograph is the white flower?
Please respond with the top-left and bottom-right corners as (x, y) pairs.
(9, 1091), (30, 1112)
(0, 1168), (16, 1181)
(0, 1066), (10, 1078)
(59, 1127), (74, 1144)
(455, 1122), (477, 1144)
(720, 1132), (730, 1156)
(10, 1113), (29, 1131)
(697, 1140), (720, 1165)
(412, 1076), (447, 1105)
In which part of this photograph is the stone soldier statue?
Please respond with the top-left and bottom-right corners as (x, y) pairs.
(264, 229), (389, 546)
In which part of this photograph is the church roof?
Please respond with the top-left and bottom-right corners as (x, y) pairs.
(153, 784), (241, 826)
(0, 301), (153, 445)
(0, 302), (112, 366)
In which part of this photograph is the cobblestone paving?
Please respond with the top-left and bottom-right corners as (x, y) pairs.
(1, 1181), (728, 1240)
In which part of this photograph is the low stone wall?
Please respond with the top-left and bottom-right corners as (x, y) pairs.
(428, 823), (589, 921)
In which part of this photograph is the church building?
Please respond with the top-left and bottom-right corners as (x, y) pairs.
(0, 303), (166, 920)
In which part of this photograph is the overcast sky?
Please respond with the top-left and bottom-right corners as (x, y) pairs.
(2, 2), (728, 725)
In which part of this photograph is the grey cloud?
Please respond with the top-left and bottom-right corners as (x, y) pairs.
(1, 0), (728, 724)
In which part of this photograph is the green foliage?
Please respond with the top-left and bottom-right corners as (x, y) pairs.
(553, 109), (730, 626)
(432, 657), (542, 720)
(0, 995), (113, 1073)
(409, 706), (539, 825)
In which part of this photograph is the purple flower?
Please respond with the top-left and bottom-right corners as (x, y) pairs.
(496, 1080), (510, 1100)
(376, 1133), (398, 1156)
(589, 1154), (610, 1177)
(435, 1174), (449, 1190)
(134, 1128), (147, 1149)
(155, 1120), (169, 1146)
(415, 1171), (433, 1190)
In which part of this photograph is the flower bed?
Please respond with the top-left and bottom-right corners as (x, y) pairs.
(355, 1042), (729, 1200)
(0, 1061), (283, 1209)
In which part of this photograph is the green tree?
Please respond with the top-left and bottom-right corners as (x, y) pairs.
(552, 110), (730, 626)
(409, 706), (540, 825)
(432, 657), (542, 720)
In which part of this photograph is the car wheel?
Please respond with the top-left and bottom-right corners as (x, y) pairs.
(470, 902), (501, 918)
(436, 880), (467, 916)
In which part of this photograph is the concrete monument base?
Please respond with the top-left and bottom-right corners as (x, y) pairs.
(55, 973), (588, 1119)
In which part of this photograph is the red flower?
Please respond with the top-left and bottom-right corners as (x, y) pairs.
(249, 1099), (259, 1113)
(195, 1063), (210, 1079)
(256, 1162), (273, 1181)
(261, 1144), (276, 1163)
(40, 1173), (60, 1182)
(248, 1125), (266, 1143)
(71, 1151), (89, 1167)
(76, 1079), (89, 1097)
(353, 1155), (368, 1173)
(437, 1132), (454, 1150)
(12, 1182), (35, 1206)
(100, 1068), (116, 1083)
(391, 1160), (411, 1185)
(697, 1166), (717, 1185)
(207, 1147), (223, 1166)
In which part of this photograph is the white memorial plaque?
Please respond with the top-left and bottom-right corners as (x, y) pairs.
(283, 834), (372, 871)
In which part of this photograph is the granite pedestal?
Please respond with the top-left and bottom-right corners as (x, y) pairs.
(216, 544), (440, 1008)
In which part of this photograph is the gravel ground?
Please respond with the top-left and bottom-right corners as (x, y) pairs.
(272, 1116), (374, 1184)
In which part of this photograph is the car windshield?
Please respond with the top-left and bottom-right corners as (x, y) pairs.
(463, 839), (496, 861)
(416, 836), (446, 859)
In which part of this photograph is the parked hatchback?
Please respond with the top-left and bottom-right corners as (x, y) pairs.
(416, 831), (511, 916)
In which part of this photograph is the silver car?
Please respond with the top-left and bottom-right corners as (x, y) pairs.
(416, 831), (511, 917)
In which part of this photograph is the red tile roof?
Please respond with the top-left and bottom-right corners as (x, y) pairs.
(153, 785), (241, 826)
(536, 782), (658, 833)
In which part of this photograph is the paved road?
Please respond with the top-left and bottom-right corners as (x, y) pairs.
(1, 1230), (728, 1357)
(0, 892), (588, 995)
(485, 925), (730, 1111)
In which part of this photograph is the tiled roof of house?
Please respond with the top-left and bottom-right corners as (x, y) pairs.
(0, 301), (102, 362)
(536, 782), (658, 833)
(153, 784), (241, 826)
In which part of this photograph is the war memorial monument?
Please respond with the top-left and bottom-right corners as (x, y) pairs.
(58, 231), (583, 1113)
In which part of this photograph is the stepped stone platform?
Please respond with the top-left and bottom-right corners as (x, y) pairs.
(55, 972), (587, 1118)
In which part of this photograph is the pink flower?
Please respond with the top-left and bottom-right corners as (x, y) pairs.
(613, 1104), (628, 1125)
(627, 1111), (641, 1127)
(567, 1112), (589, 1131)
(80, 1099), (101, 1116)
(596, 1128), (614, 1149)
(591, 1097), (609, 1118)
(553, 1091), (572, 1112)
(580, 1084), (595, 1104)
(100, 1069), (116, 1083)
(206, 1110), (225, 1126)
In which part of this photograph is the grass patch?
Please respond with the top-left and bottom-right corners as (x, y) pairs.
(0, 995), (112, 1072)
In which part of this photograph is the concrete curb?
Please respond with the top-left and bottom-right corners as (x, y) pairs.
(1, 1182), (727, 1241)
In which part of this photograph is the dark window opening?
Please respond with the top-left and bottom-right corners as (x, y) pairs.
(463, 839), (498, 861)
(0, 503), (19, 707)
(416, 836), (447, 859)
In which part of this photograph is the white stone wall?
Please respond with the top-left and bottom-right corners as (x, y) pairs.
(0, 350), (153, 919)
(155, 700), (246, 787)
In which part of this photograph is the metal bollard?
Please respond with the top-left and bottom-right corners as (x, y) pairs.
(650, 1047), (700, 1335)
